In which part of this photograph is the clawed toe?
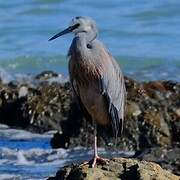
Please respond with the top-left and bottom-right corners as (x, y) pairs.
(80, 156), (109, 168)
(88, 156), (107, 168)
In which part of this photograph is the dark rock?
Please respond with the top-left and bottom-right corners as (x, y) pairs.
(25, 82), (72, 133)
(139, 146), (180, 176)
(35, 70), (59, 80)
(0, 75), (179, 149)
(0, 79), (72, 133)
(50, 131), (69, 149)
(0, 83), (29, 128)
(0, 73), (180, 173)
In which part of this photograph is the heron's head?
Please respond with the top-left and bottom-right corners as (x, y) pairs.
(70, 16), (98, 35)
(49, 16), (98, 41)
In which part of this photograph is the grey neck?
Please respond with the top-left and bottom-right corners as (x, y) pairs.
(75, 31), (97, 44)
(69, 31), (97, 58)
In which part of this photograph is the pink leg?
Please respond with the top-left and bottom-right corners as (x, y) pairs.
(91, 122), (98, 167)
(79, 121), (108, 168)
(89, 121), (108, 168)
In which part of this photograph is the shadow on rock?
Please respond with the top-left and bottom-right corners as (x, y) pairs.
(120, 163), (140, 180)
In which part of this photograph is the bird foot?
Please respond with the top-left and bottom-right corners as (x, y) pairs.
(80, 156), (109, 168)
(90, 156), (108, 168)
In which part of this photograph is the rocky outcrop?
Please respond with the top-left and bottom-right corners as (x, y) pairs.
(0, 79), (72, 133)
(47, 157), (180, 180)
(141, 146), (180, 176)
(0, 71), (179, 174)
(0, 72), (179, 149)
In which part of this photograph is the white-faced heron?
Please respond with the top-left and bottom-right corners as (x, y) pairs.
(49, 16), (126, 167)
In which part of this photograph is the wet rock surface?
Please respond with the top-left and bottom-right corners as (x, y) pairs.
(47, 157), (180, 180)
(0, 78), (72, 133)
(140, 146), (180, 176)
(0, 71), (179, 174)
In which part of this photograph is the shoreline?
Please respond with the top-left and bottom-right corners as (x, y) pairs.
(0, 70), (179, 175)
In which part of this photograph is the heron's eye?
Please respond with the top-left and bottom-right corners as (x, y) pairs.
(87, 44), (92, 49)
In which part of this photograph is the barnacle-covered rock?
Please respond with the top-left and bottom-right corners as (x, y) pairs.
(0, 71), (180, 175)
(47, 157), (180, 180)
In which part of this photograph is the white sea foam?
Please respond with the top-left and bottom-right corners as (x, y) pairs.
(0, 124), (9, 129)
(0, 174), (22, 180)
(0, 124), (53, 140)
(42, 74), (68, 84)
(16, 150), (34, 165)
(0, 68), (13, 83)
(0, 124), (134, 179)
(0, 146), (134, 166)
(0, 145), (134, 179)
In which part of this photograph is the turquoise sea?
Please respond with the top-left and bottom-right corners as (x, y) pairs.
(0, 0), (180, 81)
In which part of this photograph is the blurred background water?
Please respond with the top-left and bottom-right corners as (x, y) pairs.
(0, 1), (180, 179)
(0, 0), (180, 81)
(0, 124), (134, 179)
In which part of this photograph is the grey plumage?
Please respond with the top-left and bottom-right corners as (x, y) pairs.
(49, 16), (126, 166)
(68, 32), (126, 139)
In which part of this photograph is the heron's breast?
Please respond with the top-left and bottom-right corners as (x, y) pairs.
(71, 59), (103, 85)
(78, 84), (109, 125)
(69, 58), (109, 125)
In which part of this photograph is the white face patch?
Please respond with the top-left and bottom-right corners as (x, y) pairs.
(69, 17), (96, 34)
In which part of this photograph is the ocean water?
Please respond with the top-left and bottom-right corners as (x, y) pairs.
(0, 0), (180, 81)
(0, 124), (134, 179)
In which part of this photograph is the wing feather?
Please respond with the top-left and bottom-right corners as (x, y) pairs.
(96, 41), (126, 138)
(100, 74), (125, 138)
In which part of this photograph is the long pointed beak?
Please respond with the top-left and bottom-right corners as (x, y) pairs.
(48, 23), (79, 41)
